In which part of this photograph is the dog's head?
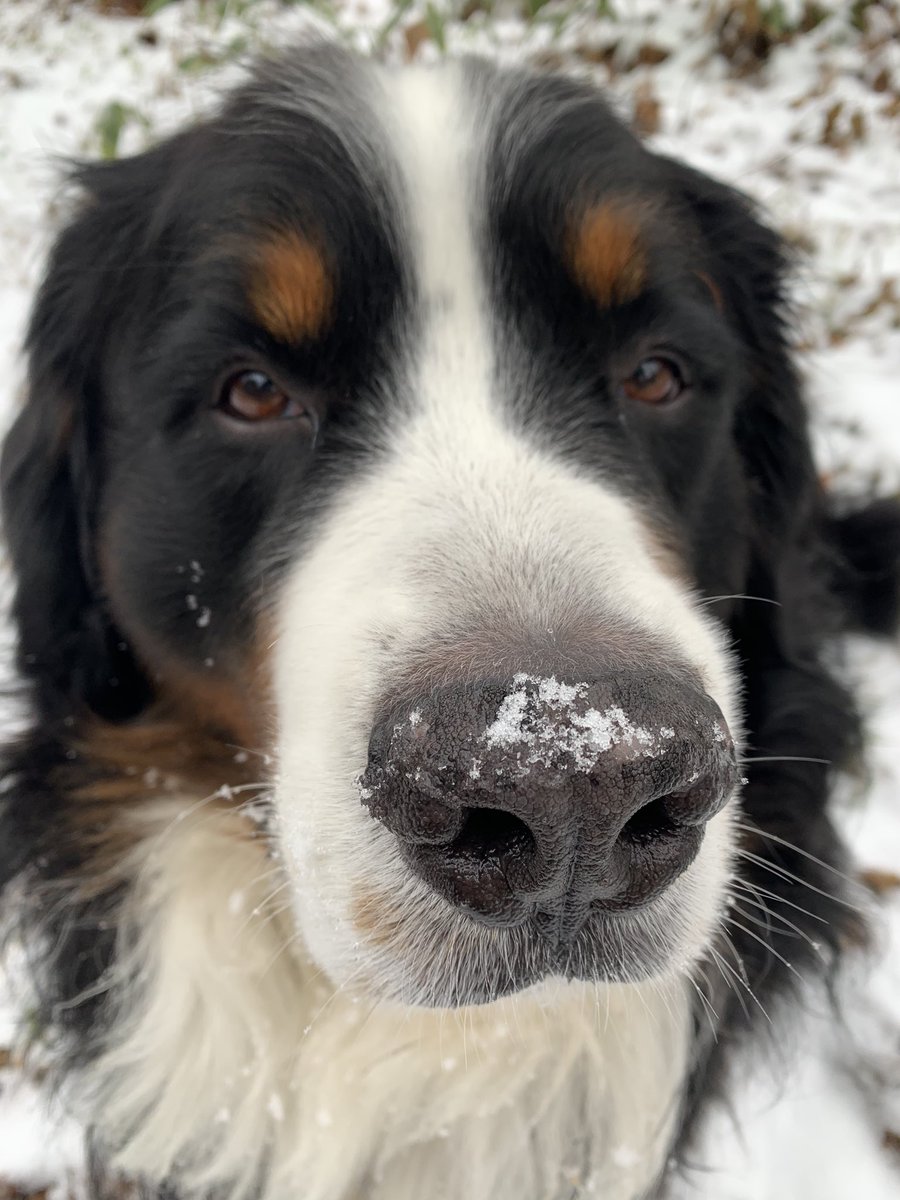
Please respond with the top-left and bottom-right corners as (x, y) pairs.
(3, 48), (821, 1008)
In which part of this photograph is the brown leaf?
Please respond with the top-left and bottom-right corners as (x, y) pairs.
(94, 0), (148, 13)
(633, 43), (671, 66)
(871, 66), (892, 93)
(403, 20), (432, 60)
(572, 42), (618, 67)
(633, 80), (662, 136)
(822, 100), (845, 146)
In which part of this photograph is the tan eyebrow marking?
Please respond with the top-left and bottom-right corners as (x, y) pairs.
(247, 229), (334, 343)
(567, 201), (648, 308)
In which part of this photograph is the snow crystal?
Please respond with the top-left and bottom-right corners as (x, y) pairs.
(481, 674), (671, 771)
(611, 1145), (641, 1170)
(196, 607), (212, 628)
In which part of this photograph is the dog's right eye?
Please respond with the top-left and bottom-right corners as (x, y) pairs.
(218, 370), (310, 424)
(620, 357), (686, 406)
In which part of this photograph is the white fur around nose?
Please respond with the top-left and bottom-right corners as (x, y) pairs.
(274, 64), (738, 1003)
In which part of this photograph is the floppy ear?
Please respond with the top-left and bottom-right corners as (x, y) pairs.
(668, 160), (818, 555)
(669, 164), (863, 826)
(669, 160), (900, 639)
(1, 158), (164, 720)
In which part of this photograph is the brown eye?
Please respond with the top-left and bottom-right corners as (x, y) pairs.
(219, 370), (306, 423)
(621, 357), (685, 406)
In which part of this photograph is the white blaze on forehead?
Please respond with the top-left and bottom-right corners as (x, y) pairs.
(385, 66), (482, 292)
(381, 64), (496, 424)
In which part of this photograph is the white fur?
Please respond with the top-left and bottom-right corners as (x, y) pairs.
(90, 804), (692, 1200)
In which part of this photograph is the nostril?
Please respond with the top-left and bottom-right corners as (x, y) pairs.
(619, 795), (677, 846)
(663, 771), (732, 826)
(620, 773), (728, 848)
(452, 807), (536, 861)
(403, 805), (540, 925)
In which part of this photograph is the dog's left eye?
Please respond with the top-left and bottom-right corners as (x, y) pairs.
(620, 357), (685, 406)
(218, 370), (308, 423)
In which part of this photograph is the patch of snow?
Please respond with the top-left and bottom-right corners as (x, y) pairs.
(482, 674), (670, 769)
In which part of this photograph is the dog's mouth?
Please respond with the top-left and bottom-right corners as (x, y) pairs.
(346, 875), (721, 1008)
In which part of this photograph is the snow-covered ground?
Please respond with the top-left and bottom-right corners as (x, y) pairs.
(0, 0), (898, 1195)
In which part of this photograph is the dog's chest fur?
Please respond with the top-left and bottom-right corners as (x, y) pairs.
(90, 805), (689, 1200)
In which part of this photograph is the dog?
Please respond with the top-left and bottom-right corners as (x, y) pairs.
(1, 42), (898, 1200)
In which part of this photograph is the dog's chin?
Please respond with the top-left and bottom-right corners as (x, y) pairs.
(346, 904), (709, 1010)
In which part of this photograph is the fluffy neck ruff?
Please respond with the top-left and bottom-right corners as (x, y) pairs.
(87, 803), (692, 1200)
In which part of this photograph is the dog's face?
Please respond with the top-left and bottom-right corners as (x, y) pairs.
(7, 49), (806, 1010)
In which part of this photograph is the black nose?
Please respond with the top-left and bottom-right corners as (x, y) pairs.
(359, 671), (738, 939)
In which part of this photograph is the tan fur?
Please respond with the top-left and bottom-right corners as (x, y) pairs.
(248, 229), (334, 344)
(568, 201), (648, 307)
(351, 884), (412, 949)
(56, 712), (268, 894)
